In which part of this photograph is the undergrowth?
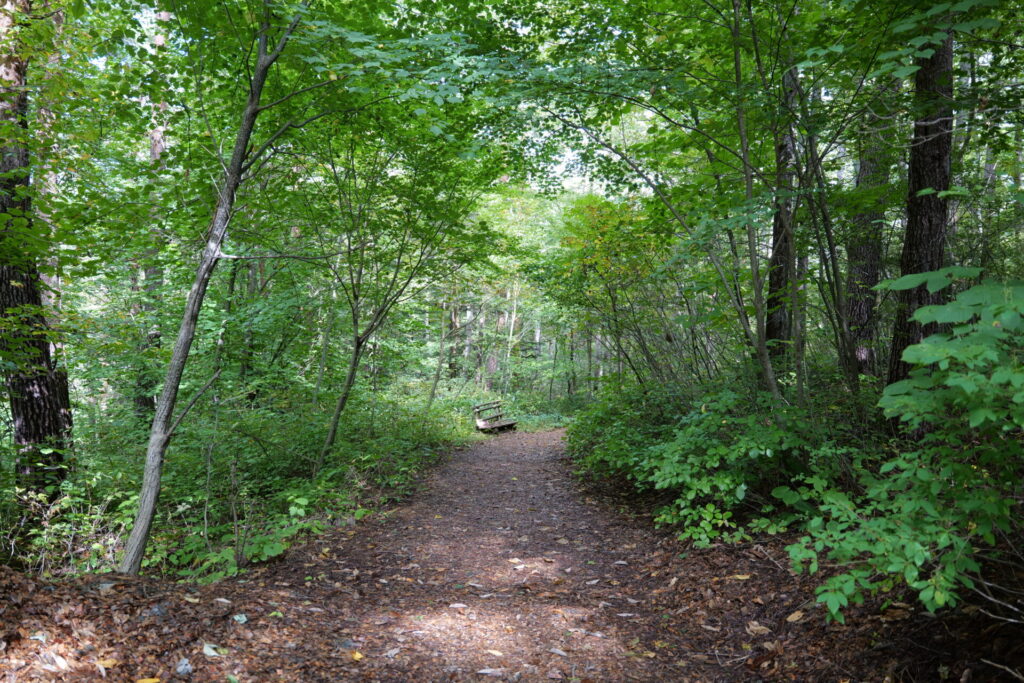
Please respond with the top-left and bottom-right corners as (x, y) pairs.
(1, 393), (480, 582)
(568, 278), (1024, 622)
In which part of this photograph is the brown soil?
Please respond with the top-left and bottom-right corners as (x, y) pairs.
(2, 430), (1021, 681)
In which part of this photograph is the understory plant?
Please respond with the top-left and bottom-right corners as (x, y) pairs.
(567, 380), (856, 545)
(778, 278), (1024, 620)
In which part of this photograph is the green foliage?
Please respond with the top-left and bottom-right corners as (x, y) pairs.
(568, 382), (861, 546)
(778, 279), (1024, 620)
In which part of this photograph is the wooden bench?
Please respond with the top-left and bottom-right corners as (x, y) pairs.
(472, 400), (517, 433)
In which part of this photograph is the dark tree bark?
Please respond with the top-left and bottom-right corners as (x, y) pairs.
(844, 116), (888, 378)
(1, 1), (72, 492)
(888, 35), (954, 385)
(766, 66), (799, 360)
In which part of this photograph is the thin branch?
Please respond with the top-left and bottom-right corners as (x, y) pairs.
(257, 78), (337, 112)
(164, 367), (223, 443)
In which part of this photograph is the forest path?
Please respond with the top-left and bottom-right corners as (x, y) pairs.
(243, 428), (712, 681)
(3, 430), (987, 682)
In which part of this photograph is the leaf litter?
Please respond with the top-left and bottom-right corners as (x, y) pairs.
(0, 430), (1020, 681)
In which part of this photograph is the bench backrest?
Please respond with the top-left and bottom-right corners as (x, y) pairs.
(473, 400), (504, 422)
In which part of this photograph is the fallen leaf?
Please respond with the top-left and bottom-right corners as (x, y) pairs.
(549, 647), (568, 657)
(477, 668), (506, 676)
(96, 659), (118, 668)
(745, 621), (772, 636)
(486, 649), (504, 657)
(385, 648), (400, 658)
(786, 610), (804, 623)
(351, 651), (364, 661)
(202, 643), (223, 657)
(449, 603), (468, 609)
(136, 679), (161, 683)
(729, 574), (751, 580)
(39, 651), (69, 672)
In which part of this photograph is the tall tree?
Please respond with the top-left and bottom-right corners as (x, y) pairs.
(887, 33), (954, 385)
(844, 93), (890, 378)
(0, 0), (73, 492)
(119, 1), (311, 574)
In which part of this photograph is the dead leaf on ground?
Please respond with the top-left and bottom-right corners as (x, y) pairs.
(746, 621), (772, 636)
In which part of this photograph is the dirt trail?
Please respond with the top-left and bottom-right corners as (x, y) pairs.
(2, 430), (1019, 681)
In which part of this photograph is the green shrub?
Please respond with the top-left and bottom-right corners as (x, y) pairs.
(778, 278), (1024, 620)
(568, 382), (855, 546)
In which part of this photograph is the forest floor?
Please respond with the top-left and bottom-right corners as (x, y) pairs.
(2, 430), (1022, 682)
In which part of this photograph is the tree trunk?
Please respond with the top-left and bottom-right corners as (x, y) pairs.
(1, 0), (72, 492)
(845, 107), (888, 378)
(887, 35), (953, 385)
(132, 113), (168, 417)
(766, 66), (799, 360)
(119, 21), (289, 574)
(317, 337), (364, 473)
(731, 0), (783, 403)
(426, 302), (446, 411)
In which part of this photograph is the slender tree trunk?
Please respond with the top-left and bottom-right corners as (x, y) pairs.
(586, 333), (593, 397)
(731, 0), (783, 402)
(1, 1), (72, 492)
(426, 302), (446, 412)
(133, 112), (168, 416)
(887, 34), (953, 385)
(447, 302), (459, 378)
(317, 337), (364, 473)
(766, 66), (799, 360)
(548, 338), (558, 401)
(239, 261), (258, 386)
(313, 289), (336, 405)
(119, 18), (292, 574)
(567, 328), (576, 396)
